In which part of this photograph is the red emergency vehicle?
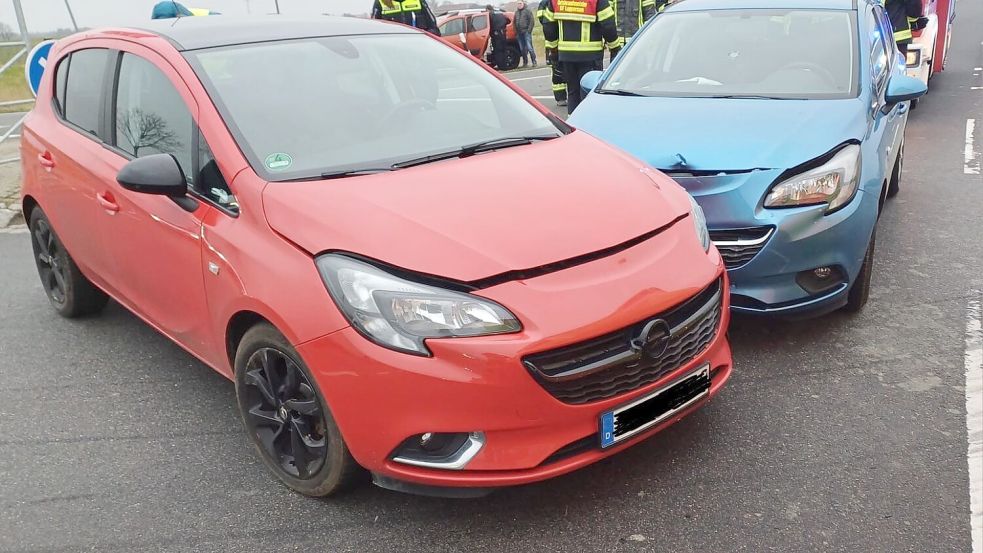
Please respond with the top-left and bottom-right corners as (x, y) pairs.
(905, 0), (955, 89)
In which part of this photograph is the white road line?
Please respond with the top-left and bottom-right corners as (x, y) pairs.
(510, 73), (551, 82)
(966, 294), (983, 553)
(0, 225), (27, 234)
(966, 119), (980, 175)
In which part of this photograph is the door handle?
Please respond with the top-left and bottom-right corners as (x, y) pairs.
(898, 102), (908, 114)
(96, 192), (119, 214)
(37, 151), (55, 169)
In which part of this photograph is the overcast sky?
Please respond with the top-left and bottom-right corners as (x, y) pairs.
(0, 1), (375, 33)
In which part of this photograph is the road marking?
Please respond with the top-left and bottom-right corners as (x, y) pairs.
(510, 73), (551, 82)
(967, 119), (980, 175)
(966, 294), (983, 553)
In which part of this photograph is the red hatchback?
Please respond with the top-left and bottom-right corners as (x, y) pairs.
(21, 16), (732, 497)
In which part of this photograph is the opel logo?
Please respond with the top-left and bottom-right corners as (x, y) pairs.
(630, 319), (671, 360)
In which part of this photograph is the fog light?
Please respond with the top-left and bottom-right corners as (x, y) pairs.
(391, 432), (486, 470)
(796, 265), (847, 295)
(813, 266), (833, 279)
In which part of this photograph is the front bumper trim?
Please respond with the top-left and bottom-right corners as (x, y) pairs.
(392, 431), (486, 470)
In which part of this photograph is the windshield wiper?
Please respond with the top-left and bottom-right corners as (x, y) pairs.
(392, 135), (560, 169)
(596, 88), (646, 96)
(319, 168), (395, 180)
(709, 95), (793, 100)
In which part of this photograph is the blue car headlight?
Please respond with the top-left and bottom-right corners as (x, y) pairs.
(687, 193), (710, 252)
(764, 145), (861, 213)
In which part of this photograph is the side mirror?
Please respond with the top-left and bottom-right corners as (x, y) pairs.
(580, 70), (603, 94)
(117, 154), (188, 197)
(884, 74), (927, 105)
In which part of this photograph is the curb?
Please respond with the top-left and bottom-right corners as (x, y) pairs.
(0, 201), (24, 229)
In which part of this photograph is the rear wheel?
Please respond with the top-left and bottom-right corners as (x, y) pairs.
(234, 323), (362, 496)
(28, 208), (108, 318)
(887, 140), (903, 198)
(500, 45), (521, 71)
(844, 231), (875, 313)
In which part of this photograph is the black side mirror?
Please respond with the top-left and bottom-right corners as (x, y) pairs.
(117, 154), (188, 197)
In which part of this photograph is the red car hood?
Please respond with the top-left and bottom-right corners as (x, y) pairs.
(262, 132), (689, 282)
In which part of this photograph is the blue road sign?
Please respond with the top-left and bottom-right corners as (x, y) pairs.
(25, 40), (56, 97)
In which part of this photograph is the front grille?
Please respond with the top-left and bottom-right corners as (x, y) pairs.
(710, 227), (774, 269)
(523, 279), (723, 404)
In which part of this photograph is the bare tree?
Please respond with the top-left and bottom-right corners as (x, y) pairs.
(116, 108), (181, 157)
(0, 22), (15, 42)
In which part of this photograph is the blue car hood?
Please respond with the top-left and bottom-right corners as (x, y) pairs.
(570, 95), (868, 171)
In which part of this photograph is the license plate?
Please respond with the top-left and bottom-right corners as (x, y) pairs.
(600, 364), (711, 448)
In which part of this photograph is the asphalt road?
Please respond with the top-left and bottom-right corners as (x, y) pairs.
(1, 8), (981, 553)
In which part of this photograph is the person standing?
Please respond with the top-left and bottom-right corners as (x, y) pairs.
(487, 5), (509, 69)
(513, 1), (537, 68)
(537, 0), (567, 106)
(542, 0), (620, 114)
(371, 0), (441, 35)
(612, 0), (655, 46)
(882, 0), (927, 55)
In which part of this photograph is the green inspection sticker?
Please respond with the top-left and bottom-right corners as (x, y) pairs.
(265, 153), (293, 171)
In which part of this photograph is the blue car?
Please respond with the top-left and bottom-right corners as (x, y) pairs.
(570, 0), (927, 317)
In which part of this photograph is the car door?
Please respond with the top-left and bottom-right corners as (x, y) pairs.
(466, 14), (491, 57)
(865, 7), (901, 187)
(440, 16), (467, 50)
(872, 6), (907, 166)
(23, 47), (119, 290)
(98, 46), (215, 358)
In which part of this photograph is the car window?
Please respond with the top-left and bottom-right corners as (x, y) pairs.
(874, 5), (896, 67)
(470, 14), (488, 31)
(867, 9), (889, 91)
(601, 9), (858, 99)
(63, 49), (112, 136)
(53, 56), (68, 115)
(441, 17), (465, 35)
(114, 53), (194, 182)
(188, 34), (563, 182)
(197, 130), (238, 213)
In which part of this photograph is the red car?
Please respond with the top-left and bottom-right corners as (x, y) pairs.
(21, 16), (732, 497)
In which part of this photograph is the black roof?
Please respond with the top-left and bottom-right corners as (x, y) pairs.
(137, 16), (414, 51)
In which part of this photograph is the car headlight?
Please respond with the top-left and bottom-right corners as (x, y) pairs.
(764, 144), (861, 213)
(905, 47), (922, 68)
(316, 254), (522, 356)
(687, 193), (710, 252)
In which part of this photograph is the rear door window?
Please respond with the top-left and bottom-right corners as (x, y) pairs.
(440, 17), (465, 36)
(62, 48), (112, 137)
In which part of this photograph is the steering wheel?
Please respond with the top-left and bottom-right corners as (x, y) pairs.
(377, 98), (436, 132)
(774, 62), (837, 86)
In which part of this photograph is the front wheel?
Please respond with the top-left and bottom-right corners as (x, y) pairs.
(234, 323), (362, 496)
(887, 140), (903, 198)
(28, 208), (108, 318)
(843, 231), (875, 314)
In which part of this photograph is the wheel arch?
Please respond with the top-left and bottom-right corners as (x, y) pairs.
(21, 194), (39, 222)
(226, 310), (275, 373)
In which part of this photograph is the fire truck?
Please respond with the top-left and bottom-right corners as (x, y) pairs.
(905, 0), (956, 96)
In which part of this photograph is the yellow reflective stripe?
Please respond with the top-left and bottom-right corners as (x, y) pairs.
(545, 39), (559, 47)
(608, 36), (625, 48)
(189, 8), (210, 15)
(555, 12), (597, 21)
(402, 0), (422, 10)
(582, 21), (590, 42)
(559, 39), (604, 50)
(640, 0), (655, 6)
(544, 8), (557, 20)
(552, 83), (567, 91)
(596, 5), (614, 20)
(379, 0), (402, 14)
(536, 8), (545, 17)
(894, 28), (912, 40)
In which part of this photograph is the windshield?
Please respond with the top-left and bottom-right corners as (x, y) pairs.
(601, 9), (858, 99)
(188, 34), (564, 181)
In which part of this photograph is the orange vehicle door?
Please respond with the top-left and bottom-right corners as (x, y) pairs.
(466, 14), (491, 57)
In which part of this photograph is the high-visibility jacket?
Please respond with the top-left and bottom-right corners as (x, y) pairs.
(882, 0), (923, 43)
(542, 0), (621, 61)
(371, 0), (440, 34)
(612, 0), (656, 39)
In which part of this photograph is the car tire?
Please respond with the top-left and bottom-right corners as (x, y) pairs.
(501, 45), (521, 71)
(844, 230), (875, 313)
(910, 98), (919, 110)
(28, 208), (109, 318)
(887, 141), (903, 198)
(234, 322), (363, 496)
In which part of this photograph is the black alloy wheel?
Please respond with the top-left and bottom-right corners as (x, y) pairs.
(240, 347), (328, 479)
(31, 215), (67, 307)
(28, 207), (108, 318)
(234, 323), (361, 496)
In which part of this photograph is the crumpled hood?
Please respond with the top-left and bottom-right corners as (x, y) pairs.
(262, 131), (689, 282)
(570, 95), (868, 171)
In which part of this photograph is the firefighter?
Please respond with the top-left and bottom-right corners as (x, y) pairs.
(371, 0), (441, 35)
(883, 0), (927, 55)
(612, 0), (656, 45)
(542, 0), (620, 114)
(537, 0), (568, 106)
